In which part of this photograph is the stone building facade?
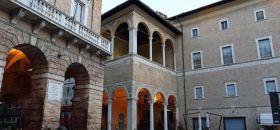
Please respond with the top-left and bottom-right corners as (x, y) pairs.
(0, 0), (279, 130)
(0, 0), (110, 129)
(101, 0), (280, 130)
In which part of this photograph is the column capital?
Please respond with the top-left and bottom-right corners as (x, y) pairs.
(127, 97), (138, 101)
(129, 27), (138, 31)
(107, 98), (113, 104)
(149, 100), (154, 105)
(162, 43), (166, 47)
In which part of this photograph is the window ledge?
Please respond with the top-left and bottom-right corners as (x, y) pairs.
(225, 96), (239, 98)
(255, 19), (268, 22)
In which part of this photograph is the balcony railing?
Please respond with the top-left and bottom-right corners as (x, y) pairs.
(10, 0), (112, 54)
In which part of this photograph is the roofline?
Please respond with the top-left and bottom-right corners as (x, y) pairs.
(168, 0), (236, 21)
(102, 0), (181, 35)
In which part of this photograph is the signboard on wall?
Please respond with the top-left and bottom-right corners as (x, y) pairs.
(47, 79), (63, 102)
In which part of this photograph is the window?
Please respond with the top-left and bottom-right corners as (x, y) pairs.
(193, 118), (207, 130)
(220, 45), (234, 65)
(263, 78), (278, 94)
(194, 86), (204, 99)
(72, 0), (86, 23)
(191, 27), (199, 38)
(191, 51), (202, 70)
(255, 9), (266, 21)
(220, 19), (229, 30)
(256, 36), (273, 59)
(224, 117), (246, 130)
(225, 82), (237, 97)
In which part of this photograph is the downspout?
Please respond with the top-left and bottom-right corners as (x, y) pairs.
(91, 0), (94, 30)
(176, 16), (188, 130)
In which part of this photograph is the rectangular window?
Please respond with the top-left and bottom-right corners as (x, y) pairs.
(73, 0), (85, 23)
(220, 19), (229, 30)
(193, 118), (207, 130)
(264, 78), (278, 94)
(191, 27), (199, 38)
(220, 45), (234, 65)
(225, 82), (237, 97)
(255, 9), (266, 21)
(191, 51), (202, 70)
(256, 36), (273, 59)
(194, 86), (204, 99)
(224, 117), (246, 130)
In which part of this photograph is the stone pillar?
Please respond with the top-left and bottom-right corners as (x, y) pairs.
(108, 98), (112, 130)
(164, 103), (168, 130)
(110, 35), (115, 60)
(41, 76), (64, 129)
(173, 53), (176, 71)
(176, 105), (179, 130)
(87, 85), (104, 129)
(162, 43), (166, 66)
(149, 36), (153, 61)
(127, 97), (137, 130)
(150, 101), (154, 130)
(0, 59), (4, 89)
(129, 27), (138, 54)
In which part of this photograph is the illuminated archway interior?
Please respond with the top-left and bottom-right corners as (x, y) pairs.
(137, 88), (151, 129)
(154, 92), (165, 130)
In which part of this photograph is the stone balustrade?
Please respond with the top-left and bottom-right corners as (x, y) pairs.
(11, 0), (112, 54)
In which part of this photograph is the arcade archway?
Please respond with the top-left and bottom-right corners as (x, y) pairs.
(154, 92), (165, 130)
(137, 88), (152, 129)
(1, 44), (48, 129)
(112, 87), (127, 130)
(60, 63), (90, 130)
(168, 95), (177, 130)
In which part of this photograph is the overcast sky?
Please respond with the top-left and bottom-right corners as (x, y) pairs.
(102, 0), (221, 17)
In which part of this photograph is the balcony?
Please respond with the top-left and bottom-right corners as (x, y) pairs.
(1, 0), (112, 55)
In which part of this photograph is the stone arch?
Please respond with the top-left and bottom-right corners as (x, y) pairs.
(1, 43), (49, 129)
(165, 38), (176, 51)
(111, 87), (128, 130)
(165, 39), (175, 69)
(62, 62), (90, 130)
(152, 31), (164, 65)
(167, 95), (177, 130)
(112, 22), (130, 59)
(112, 18), (132, 35)
(137, 22), (151, 36)
(112, 86), (129, 98)
(136, 87), (152, 100)
(137, 22), (151, 59)
(153, 91), (166, 103)
(137, 87), (152, 130)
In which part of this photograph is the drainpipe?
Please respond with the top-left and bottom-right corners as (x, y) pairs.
(176, 16), (188, 130)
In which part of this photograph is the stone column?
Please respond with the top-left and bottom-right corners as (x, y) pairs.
(176, 105), (179, 130)
(162, 44), (166, 67)
(110, 35), (115, 60)
(127, 97), (137, 130)
(149, 36), (153, 61)
(150, 101), (154, 130)
(0, 59), (4, 89)
(108, 98), (112, 130)
(41, 76), (64, 129)
(129, 27), (138, 54)
(173, 53), (176, 71)
(164, 103), (168, 130)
